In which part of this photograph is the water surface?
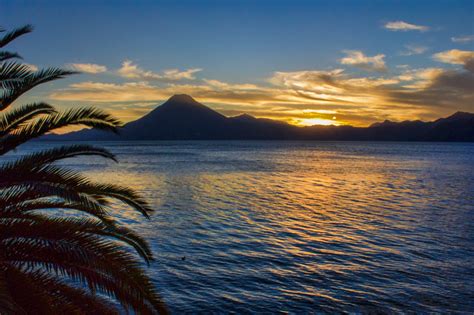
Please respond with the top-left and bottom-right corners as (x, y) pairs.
(11, 141), (474, 313)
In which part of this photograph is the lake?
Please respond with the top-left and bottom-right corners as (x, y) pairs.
(10, 141), (474, 313)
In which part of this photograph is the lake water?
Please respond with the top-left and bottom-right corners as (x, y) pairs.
(9, 141), (474, 313)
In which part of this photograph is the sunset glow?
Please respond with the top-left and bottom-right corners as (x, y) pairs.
(294, 117), (339, 126)
(3, 1), (472, 127)
(1, 1), (473, 313)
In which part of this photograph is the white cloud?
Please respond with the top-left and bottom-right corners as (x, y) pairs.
(117, 60), (202, 81)
(340, 50), (387, 72)
(400, 45), (428, 56)
(451, 35), (474, 43)
(203, 79), (260, 90)
(384, 21), (429, 32)
(69, 63), (107, 73)
(117, 60), (142, 79)
(433, 49), (474, 65)
(161, 68), (202, 80)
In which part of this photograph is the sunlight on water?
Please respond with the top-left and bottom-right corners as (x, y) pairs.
(9, 141), (474, 313)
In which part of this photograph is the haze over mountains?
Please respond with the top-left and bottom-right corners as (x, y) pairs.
(56, 94), (474, 142)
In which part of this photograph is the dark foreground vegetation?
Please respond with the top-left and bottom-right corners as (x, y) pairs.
(0, 25), (167, 314)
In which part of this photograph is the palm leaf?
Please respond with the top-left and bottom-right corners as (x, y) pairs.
(1, 266), (55, 314)
(0, 102), (55, 136)
(0, 67), (76, 110)
(1, 195), (111, 223)
(2, 144), (117, 169)
(0, 25), (33, 48)
(0, 51), (22, 62)
(0, 62), (34, 90)
(0, 107), (121, 154)
(0, 165), (153, 218)
(0, 24), (167, 314)
(25, 270), (118, 314)
(0, 271), (23, 315)
(2, 233), (164, 313)
(0, 216), (153, 263)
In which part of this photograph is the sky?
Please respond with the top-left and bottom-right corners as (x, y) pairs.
(1, 0), (473, 127)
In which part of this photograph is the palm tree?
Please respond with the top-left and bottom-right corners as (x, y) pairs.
(0, 25), (167, 314)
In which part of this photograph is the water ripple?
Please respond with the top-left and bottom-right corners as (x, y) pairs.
(10, 141), (474, 313)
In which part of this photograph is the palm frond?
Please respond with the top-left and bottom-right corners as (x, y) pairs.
(0, 25), (33, 48)
(25, 270), (118, 314)
(0, 102), (55, 136)
(2, 232), (165, 313)
(0, 62), (34, 90)
(1, 266), (55, 314)
(0, 108), (121, 154)
(2, 144), (117, 170)
(38, 272), (119, 314)
(2, 265), (121, 314)
(0, 270), (24, 315)
(2, 196), (110, 223)
(0, 67), (76, 110)
(0, 216), (153, 263)
(0, 51), (22, 62)
(0, 166), (153, 218)
(0, 23), (167, 314)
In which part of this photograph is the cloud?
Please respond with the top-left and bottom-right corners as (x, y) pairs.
(397, 68), (445, 88)
(451, 35), (474, 43)
(69, 63), (107, 73)
(400, 45), (428, 56)
(340, 50), (387, 72)
(203, 79), (260, 90)
(23, 63), (38, 72)
(49, 58), (474, 127)
(118, 60), (202, 82)
(396, 64), (410, 69)
(51, 81), (166, 102)
(385, 51), (474, 112)
(433, 49), (474, 66)
(384, 21), (429, 32)
(49, 80), (279, 107)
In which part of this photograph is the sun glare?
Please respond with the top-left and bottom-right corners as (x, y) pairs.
(295, 117), (340, 126)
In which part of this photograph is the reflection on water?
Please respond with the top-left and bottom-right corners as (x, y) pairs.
(10, 141), (474, 313)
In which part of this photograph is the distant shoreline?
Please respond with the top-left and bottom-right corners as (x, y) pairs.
(38, 138), (474, 143)
(46, 95), (474, 143)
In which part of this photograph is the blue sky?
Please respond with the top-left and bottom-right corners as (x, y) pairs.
(1, 0), (473, 126)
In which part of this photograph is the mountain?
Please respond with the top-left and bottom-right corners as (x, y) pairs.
(366, 112), (474, 141)
(52, 95), (474, 142)
(428, 112), (474, 141)
(59, 94), (300, 141)
(117, 94), (228, 139)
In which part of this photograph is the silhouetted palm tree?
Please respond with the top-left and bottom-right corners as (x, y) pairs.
(0, 25), (167, 314)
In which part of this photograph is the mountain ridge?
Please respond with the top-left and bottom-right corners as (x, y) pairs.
(51, 95), (474, 142)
